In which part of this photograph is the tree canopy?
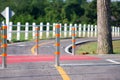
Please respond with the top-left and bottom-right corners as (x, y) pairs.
(0, 0), (120, 26)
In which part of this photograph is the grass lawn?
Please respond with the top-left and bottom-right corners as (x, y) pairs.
(76, 40), (120, 54)
(10, 31), (73, 42)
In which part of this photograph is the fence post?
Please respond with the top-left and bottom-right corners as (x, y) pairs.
(55, 24), (60, 66)
(112, 26), (115, 37)
(72, 27), (76, 55)
(32, 22), (36, 39)
(87, 24), (90, 37)
(83, 24), (86, 37)
(46, 23), (50, 38)
(94, 25), (97, 37)
(69, 24), (72, 37)
(64, 23), (67, 38)
(78, 24), (82, 37)
(60, 24), (62, 38)
(117, 27), (119, 37)
(40, 22), (43, 39)
(118, 27), (120, 37)
(17, 22), (21, 40)
(25, 22), (29, 40)
(115, 27), (117, 37)
(1, 24), (7, 68)
(53, 23), (56, 38)
(91, 25), (94, 37)
(9, 22), (12, 41)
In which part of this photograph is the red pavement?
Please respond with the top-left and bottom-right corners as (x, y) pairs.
(0, 55), (101, 64)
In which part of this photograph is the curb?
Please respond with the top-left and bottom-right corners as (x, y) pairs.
(65, 37), (120, 55)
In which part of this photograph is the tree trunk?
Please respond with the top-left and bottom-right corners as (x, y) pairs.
(97, 0), (113, 54)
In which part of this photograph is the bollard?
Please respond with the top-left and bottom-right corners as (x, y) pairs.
(0, 27), (2, 53)
(55, 24), (60, 66)
(72, 27), (76, 55)
(1, 25), (7, 68)
(35, 27), (39, 55)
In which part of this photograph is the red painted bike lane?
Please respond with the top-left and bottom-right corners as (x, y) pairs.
(0, 55), (101, 64)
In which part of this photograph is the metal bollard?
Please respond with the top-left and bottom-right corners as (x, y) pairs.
(0, 27), (2, 54)
(72, 27), (76, 55)
(1, 25), (7, 68)
(35, 27), (39, 55)
(55, 24), (60, 66)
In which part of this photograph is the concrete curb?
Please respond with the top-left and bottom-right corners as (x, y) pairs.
(65, 38), (120, 55)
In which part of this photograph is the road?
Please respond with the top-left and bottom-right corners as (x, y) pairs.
(0, 38), (120, 80)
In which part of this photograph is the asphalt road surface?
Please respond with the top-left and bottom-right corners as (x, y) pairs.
(0, 38), (120, 80)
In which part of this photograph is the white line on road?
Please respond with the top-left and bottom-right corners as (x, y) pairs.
(17, 45), (26, 46)
(106, 59), (120, 64)
(61, 63), (120, 66)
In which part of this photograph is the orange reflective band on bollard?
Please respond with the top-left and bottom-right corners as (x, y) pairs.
(72, 27), (75, 31)
(34, 39), (39, 42)
(2, 35), (7, 39)
(2, 26), (7, 30)
(35, 33), (39, 36)
(72, 39), (76, 43)
(55, 43), (60, 47)
(35, 45), (39, 48)
(2, 53), (7, 57)
(72, 45), (76, 48)
(35, 27), (40, 30)
(56, 34), (60, 37)
(55, 24), (60, 28)
(54, 52), (60, 55)
(1, 44), (7, 48)
(72, 33), (75, 36)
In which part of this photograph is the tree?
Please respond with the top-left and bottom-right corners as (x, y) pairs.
(97, 0), (113, 54)
(44, 0), (63, 23)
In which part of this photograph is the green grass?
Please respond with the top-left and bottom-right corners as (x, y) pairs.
(10, 31), (73, 42)
(11, 32), (33, 42)
(76, 40), (120, 54)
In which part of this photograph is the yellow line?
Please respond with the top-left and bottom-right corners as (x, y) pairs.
(31, 45), (36, 54)
(55, 66), (70, 80)
(31, 39), (71, 55)
(31, 41), (54, 55)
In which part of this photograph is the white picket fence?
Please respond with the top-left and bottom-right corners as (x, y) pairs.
(7, 22), (120, 41)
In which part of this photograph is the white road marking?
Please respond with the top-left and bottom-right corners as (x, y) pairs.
(106, 59), (120, 64)
(64, 40), (94, 55)
(61, 62), (120, 66)
(40, 46), (52, 48)
(17, 45), (26, 46)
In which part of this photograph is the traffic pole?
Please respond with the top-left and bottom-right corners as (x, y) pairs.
(35, 27), (39, 55)
(72, 27), (76, 55)
(1, 24), (7, 68)
(55, 24), (60, 66)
